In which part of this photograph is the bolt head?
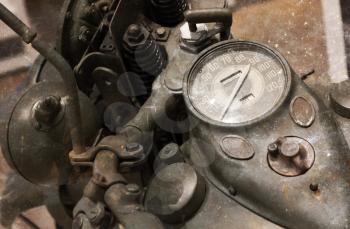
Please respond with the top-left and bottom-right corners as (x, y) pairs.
(33, 96), (62, 126)
(42, 96), (61, 111)
(268, 143), (278, 153)
(228, 186), (237, 196)
(126, 183), (140, 194)
(156, 27), (166, 37)
(126, 24), (148, 43)
(310, 183), (319, 192)
(126, 142), (139, 151)
(128, 24), (141, 36)
(160, 143), (179, 159)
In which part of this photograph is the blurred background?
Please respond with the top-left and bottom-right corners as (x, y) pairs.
(0, 0), (348, 228)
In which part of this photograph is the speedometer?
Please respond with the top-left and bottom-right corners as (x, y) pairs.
(183, 41), (292, 127)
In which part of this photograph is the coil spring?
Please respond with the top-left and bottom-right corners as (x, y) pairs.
(150, 0), (188, 27)
(122, 24), (168, 103)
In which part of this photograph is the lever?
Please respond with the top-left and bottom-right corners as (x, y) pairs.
(184, 8), (233, 40)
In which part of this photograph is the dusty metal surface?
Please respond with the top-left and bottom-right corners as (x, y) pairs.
(232, 0), (329, 99)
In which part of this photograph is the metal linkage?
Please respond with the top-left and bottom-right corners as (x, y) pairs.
(72, 141), (164, 228)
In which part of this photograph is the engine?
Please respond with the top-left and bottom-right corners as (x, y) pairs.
(0, 0), (349, 228)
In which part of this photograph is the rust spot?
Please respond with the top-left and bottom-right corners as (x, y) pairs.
(282, 184), (289, 199)
(313, 190), (321, 200)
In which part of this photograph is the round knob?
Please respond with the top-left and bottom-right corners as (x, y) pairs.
(267, 137), (315, 177)
(280, 142), (300, 158)
(145, 163), (206, 223)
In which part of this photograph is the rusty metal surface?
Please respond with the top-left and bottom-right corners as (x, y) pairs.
(232, 0), (329, 99)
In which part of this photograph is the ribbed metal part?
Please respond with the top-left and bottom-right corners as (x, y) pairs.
(122, 25), (167, 103)
(150, 0), (188, 26)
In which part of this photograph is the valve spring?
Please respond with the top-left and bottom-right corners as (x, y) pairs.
(122, 27), (168, 103)
(150, 0), (188, 27)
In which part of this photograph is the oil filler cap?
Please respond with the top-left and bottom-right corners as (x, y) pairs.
(267, 136), (315, 177)
(144, 163), (206, 224)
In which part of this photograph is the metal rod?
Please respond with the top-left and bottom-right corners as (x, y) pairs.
(321, 0), (349, 83)
(0, 3), (85, 154)
(184, 8), (232, 25)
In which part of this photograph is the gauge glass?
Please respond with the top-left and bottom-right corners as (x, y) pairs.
(185, 41), (291, 126)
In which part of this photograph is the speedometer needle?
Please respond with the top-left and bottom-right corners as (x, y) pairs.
(220, 70), (242, 84)
(220, 64), (251, 120)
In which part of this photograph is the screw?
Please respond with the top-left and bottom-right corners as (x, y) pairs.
(228, 186), (237, 196)
(78, 26), (91, 43)
(126, 142), (140, 152)
(156, 27), (166, 38)
(43, 96), (61, 110)
(267, 143), (279, 156)
(34, 96), (62, 125)
(310, 183), (319, 192)
(164, 147), (174, 155)
(126, 183), (140, 194)
(160, 143), (179, 159)
(124, 142), (144, 159)
(268, 143), (278, 152)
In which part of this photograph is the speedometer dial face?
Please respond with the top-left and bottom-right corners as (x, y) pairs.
(184, 41), (291, 126)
